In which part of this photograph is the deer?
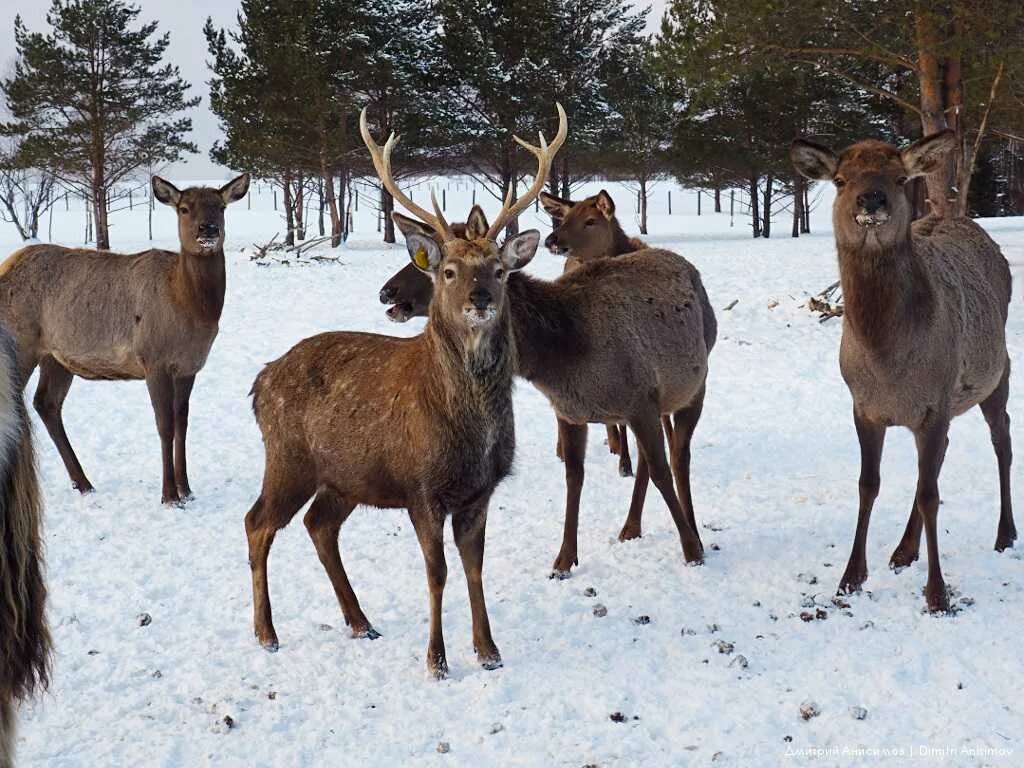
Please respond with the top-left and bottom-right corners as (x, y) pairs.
(0, 325), (50, 768)
(790, 131), (1015, 613)
(0, 174), (250, 504)
(242, 106), (560, 679)
(540, 189), (674, 478)
(379, 205), (715, 578)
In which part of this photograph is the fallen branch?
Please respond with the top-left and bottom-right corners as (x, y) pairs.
(808, 280), (843, 322)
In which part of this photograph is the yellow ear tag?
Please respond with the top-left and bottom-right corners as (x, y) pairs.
(414, 247), (430, 269)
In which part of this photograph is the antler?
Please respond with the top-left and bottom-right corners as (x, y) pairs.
(486, 103), (568, 241)
(359, 108), (456, 242)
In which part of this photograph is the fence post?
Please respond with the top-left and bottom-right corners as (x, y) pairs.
(730, 190), (735, 227)
(668, 190), (672, 215)
(442, 188), (446, 210)
(273, 188), (277, 210)
(129, 189), (133, 211)
(697, 190), (701, 216)
(355, 189), (359, 211)
(472, 188), (476, 205)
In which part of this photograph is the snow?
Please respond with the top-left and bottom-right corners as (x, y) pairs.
(5, 179), (1024, 767)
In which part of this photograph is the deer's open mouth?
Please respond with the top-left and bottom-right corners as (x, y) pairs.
(196, 237), (220, 252)
(385, 302), (414, 323)
(855, 212), (889, 228)
(546, 243), (569, 255)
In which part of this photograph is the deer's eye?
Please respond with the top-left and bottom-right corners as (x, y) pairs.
(833, 178), (846, 190)
(584, 218), (597, 226)
(179, 206), (189, 214)
(443, 268), (456, 280)
(495, 268), (505, 279)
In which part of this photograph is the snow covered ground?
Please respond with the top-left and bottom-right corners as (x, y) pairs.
(6, 179), (1024, 767)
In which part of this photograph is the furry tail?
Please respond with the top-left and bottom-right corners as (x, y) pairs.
(0, 332), (50, 767)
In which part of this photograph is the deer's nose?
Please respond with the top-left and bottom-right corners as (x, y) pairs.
(856, 190), (887, 214)
(198, 223), (221, 237)
(379, 286), (397, 304)
(469, 289), (492, 310)
(544, 232), (560, 250)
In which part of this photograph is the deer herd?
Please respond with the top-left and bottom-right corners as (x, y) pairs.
(0, 101), (1020, 753)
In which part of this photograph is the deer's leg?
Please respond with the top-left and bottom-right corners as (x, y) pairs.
(981, 362), (1015, 552)
(890, 437), (947, 571)
(914, 416), (951, 613)
(615, 424), (633, 477)
(33, 356), (94, 493)
(303, 488), (377, 638)
(606, 424), (622, 454)
(669, 387), (706, 547)
(838, 410), (886, 594)
(630, 411), (703, 564)
(661, 415), (675, 454)
(145, 370), (178, 504)
(618, 451), (649, 541)
(453, 505), (501, 670)
(171, 374), (195, 501)
(245, 470), (313, 652)
(552, 419), (588, 578)
(409, 506), (448, 678)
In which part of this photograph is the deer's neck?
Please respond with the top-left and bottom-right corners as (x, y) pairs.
(609, 220), (639, 256)
(505, 273), (585, 382)
(171, 248), (226, 326)
(837, 236), (933, 355)
(424, 307), (516, 416)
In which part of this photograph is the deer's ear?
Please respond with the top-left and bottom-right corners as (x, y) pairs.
(902, 130), (956, 178)
(152, 176), (181, 207)
(465, 205), (489, 239)
(790, 140), (838, 180)
(220, 173), (250, 204)
(502, 229), (539, 272)
(393, 212), (434, 238)
(539, 191), (572, 217)
(405, 232), (442, 275)
(595, 190), (616, 219)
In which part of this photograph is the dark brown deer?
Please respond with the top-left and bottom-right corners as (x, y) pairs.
(0, 325), (50, 768)
(243, 106), (561, 678)
(791, 132), (1015, 612)
(0, 175), (250, 504)
(540, 189), (672, 477)
(381, 208), (715, 577)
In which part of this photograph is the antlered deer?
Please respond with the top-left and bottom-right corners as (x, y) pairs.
(0, 326), (50, 768)
(380, 208), (716, 576)
(791, 132), (1015, 612)
(243, 106), (561, 678)
(0, 175), (250, 504)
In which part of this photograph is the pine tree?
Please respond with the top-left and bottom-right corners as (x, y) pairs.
(2, 0), (197, 249)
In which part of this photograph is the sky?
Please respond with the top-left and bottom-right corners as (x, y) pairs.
(0, 1), (668, 177)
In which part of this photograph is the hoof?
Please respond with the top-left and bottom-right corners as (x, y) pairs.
(74, 481), (96, 495)
(925, 586), (951, 614)
(682, 539), (704, 565)
(551, 551), (577, 577)
(837, 566), (867, 595)
(428, 659), (449, 680)
(353, 626), (381, 640)
(177, 491), (195, 504)
(480, 655), (503, 671)
(995, 534), (1016, 553)
(888, 548), (919, 573)
(549, 568), (572, 581)
(618, 525), (641, 541)
(259, 639), (279, 653)
(618, 463), (634, 478)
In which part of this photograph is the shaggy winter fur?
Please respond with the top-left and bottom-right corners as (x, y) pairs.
(0, 326), (50, 768)
(791, 132), (1014, 612)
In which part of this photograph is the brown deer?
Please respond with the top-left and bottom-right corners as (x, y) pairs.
(540, 189), (673, 477)
(0, 175), (250, 504)
(0, 325), (50, 768)
(380, 208), (715, 577)
(791, 131), (1015, 613)
(243, 106), (561, 679)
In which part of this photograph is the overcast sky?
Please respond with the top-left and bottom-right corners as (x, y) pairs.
(1, 1), (667, 178)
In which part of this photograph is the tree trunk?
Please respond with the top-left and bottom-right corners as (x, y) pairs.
(322, 163), (341, 248)
(714, 186), (721, 213)
(749, 174), (761, 238)
(792, 174), (803, 238)
(559, 155), (570, 200)
(915, 13), (952, 218)
(337, 166), (348, 241)
(382, 187), (395, 243)
(317, 177), (325, 237)
(638, 175), (648, 235)
(761, 175), (773, 238)
(801, 184), (810, 233)
(294, 173), (306, 240)
(283, 170), (295, 247)
(502, 160), (519, 238)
